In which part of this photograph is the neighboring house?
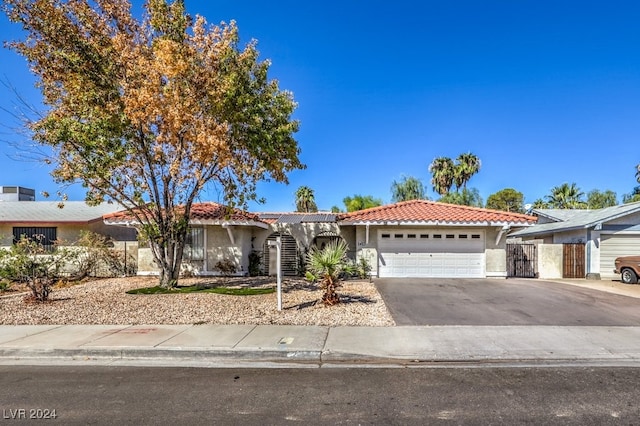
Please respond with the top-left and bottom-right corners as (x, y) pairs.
(0, 201), (136, 251)
(339, 200), (536, 278)
(508, 201), (640, 280)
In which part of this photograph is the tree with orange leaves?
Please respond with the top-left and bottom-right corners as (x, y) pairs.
(3, 0), (303, 287)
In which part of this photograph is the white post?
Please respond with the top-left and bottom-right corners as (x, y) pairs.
(276, 236), (282, 311)
(269, 237), (283, 311)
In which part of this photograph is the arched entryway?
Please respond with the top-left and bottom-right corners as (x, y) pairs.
(312, 231), (346, 251)
(263, 232), (300, 276)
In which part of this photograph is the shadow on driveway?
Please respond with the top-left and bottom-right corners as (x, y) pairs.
(375, 278), (640, 326)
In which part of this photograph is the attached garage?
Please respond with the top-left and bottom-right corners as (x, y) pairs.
(339, 200), (536, 279)
(378, 229), (485, 278)
(600, 234), (640, 280)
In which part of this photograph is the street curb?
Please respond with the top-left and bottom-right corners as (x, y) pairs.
(3, 347), (640, 368)
(0, 347), (323, 363)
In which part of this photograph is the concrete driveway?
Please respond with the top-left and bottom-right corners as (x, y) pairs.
(375, 278), (640, 326)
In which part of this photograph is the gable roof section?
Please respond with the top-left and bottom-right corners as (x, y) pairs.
(103, 202), (268, 228)
(339, 200), (536, 226)
(511, 201), (640, 238)
(0, 201), (123, 224)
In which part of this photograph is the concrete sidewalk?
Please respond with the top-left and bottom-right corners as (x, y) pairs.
(1, 324), (640, 368)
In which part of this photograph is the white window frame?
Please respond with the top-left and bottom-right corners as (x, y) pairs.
(184, 227), (205, 261)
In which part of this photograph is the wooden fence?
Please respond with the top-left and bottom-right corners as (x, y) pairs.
(563, 243), (585, 278)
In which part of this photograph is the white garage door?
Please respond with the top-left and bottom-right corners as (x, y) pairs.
(378, 230), (485, 278)
(600, 234), (640, 280)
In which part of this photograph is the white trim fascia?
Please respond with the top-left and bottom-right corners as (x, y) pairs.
(599, 230), (640, 235)
(103, 220), (140, 227)
(343, 220), (531, 227)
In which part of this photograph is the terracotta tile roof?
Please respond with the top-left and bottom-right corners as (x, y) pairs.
(339, 200), (537, 225)
(103, 202), (263, 224)
(190, 203), (262, 222)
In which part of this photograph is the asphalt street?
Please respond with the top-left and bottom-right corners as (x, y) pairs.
(1, 365), (638, 425)
(375, 278), (640, 326)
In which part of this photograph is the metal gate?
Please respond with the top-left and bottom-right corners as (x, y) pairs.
(563, 243), (585, 278)
(507, 244), (537, 278)
(263, 233), (300, 276)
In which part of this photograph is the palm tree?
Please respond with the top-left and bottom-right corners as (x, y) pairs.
(636, 163), (640, 183)
(454, 152), (481, 191)
(545, 183), (586, 209)
(390, 175), (427, 202)
(294, 186), (318, 213)
(428, 157), (455, 196)
(586, 189), (617, 209)
(305, 240), (349, 306)
(532, 198), (549, 209)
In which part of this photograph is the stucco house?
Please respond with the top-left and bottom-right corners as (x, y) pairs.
(106, 200), (537, 279)
(508, 201), (640, 280)
(0, 201), (136, 251)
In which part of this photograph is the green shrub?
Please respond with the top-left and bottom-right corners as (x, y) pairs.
(214, 258), (237, 276)
(73, 231), (137, 278)
(248, 251), (262, 276)
(0, 235), (70, 302)
(355, 256), (372, 280)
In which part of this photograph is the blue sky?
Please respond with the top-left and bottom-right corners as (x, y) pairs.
(1, 1), (640, 212)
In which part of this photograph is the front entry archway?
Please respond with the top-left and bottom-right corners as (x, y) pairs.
(312, 231), (345, 251)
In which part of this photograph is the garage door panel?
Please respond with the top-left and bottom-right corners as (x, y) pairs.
(379, 251), (485, 278)
(378, 229), (486, 278)
(600, 234), (640, 280)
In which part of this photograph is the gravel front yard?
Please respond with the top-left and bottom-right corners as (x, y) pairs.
(0, 277), (395, 326)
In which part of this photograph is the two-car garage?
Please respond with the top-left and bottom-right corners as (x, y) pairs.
(377, 229), (486, 278)
(339, 199), (537, 279)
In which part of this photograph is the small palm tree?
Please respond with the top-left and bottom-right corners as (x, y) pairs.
(295, 186), (318, 213)
(454, 152), (481, 191)
(429, 157), (455, 196)
(532, 198), (549, 209)
(545, 183), (586, 209)
(305, 240), (349, 306)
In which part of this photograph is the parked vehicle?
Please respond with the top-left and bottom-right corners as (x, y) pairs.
(614, 256), (640, 284)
